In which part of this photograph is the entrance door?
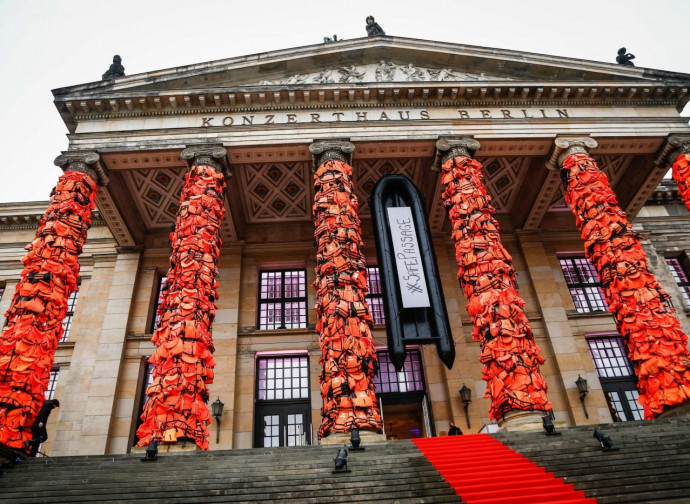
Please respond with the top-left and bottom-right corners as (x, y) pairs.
(255, 402), (311, 447)
(253, 354), (312, 448)
(375, 348), (433, 439)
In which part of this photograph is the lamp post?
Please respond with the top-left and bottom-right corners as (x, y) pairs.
(459, 383), (472, 429)
(575, 375), (589, 419)
(211, 397), (224, 444)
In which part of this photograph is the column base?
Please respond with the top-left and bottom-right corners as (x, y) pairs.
(131, 441), (200, 455)
(658, 401), (690, 419)
(319, 431), (387, 445)
(497, 410), (549, 432)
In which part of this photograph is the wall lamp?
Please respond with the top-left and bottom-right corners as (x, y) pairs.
(211, 397), (225, 444)
(575, 375), (589, 419)
(459, 383), (472, 429)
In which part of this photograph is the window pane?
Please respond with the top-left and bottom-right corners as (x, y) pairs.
(257, 356), (310, 402)
(666, 258), (690, 308)
(152, 275), (167, 331)
(374, 350), (424, 393)
(366, 267), (386, 325)
(258, 270), (307, 330)
(60, 287), (80, 342)
(605, 391), (628, 422)
(559, 258), (608, 313)
(587, 337), (634, 378)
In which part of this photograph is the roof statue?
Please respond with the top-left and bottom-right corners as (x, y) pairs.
(366, 15), (385, 37)
(616, 47), (635, 66)
(323, 35), (338, 43)
(102, 55), (125, 80)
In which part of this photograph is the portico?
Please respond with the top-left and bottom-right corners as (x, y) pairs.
(1, 33), (690, 455)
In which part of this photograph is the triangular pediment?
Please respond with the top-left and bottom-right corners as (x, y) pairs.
(54, 36), (690, 98)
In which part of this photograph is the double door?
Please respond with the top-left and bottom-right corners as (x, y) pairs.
(255, 402), (311, 448)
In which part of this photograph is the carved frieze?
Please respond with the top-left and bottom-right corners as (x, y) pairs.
(255, 61), (512, 85)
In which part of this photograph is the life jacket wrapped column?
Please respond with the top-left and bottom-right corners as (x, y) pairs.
(0, 152), (106, 450)
(136, 145), (227, 451)
(553, 136), (690, 419)
(435, 137), (552, 420)
(309, 140), (382, 438)
(665, 136), (690, 212)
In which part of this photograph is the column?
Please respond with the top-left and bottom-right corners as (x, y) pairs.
(657, 135), (690, 212)
(136, 145), (227, 451)
(309, 140), (382, 440)
(552, 136), (690, 419)
(435, 137), (551, 425)
(0, 152), (106, 450)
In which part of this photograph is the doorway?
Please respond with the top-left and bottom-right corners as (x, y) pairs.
(253, 354), (312, 447)
(375, 348), (433, 440)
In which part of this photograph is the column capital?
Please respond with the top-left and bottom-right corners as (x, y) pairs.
(54, 151), (109, 186)
(433, 137), (481, 171)
(309, 140), (355, 169)
(180, 144), (229, 176)
(545, 136), (598, 171)
(654, 135), (690, 167)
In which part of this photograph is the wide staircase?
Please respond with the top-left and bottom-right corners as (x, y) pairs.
(493, 417), (690, 503)
(3, 418), (690, 503)
(0, 440), (460, 503)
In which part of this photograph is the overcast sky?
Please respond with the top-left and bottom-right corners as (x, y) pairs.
(0, 0), (688, 204)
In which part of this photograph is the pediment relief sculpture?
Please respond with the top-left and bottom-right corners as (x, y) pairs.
(255, 61), (512, 85)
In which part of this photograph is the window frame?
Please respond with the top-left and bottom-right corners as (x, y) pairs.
(149, 273), (168, 334)
(366, 266), (386, 325)
(60, 282), (80, 342)
(665, 256), (690, 308)
(257, 269), (308, 331)
(374, 347), (427, 399)
(586, 334), (643, 422)
(558, 256), (608, 313)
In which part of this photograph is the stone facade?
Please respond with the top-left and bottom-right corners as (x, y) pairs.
(2, 35), (690, 455)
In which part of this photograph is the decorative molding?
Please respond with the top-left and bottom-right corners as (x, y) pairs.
(545, 136), (598, 170)
(235, 161), (312, 223)
(654, 135), (690, 167)
(433, 137), (481, 170)
(95, 187), (135, 247)
(180, 144), (228, 175)
(309, 140), (355, 169)
(256, 62), (512, 86)
(353, 158), (426, 215)
(54, 151), (110, 186)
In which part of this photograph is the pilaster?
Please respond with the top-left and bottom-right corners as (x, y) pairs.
(515, 232), (611, 425)
(52, 250), (141, 455)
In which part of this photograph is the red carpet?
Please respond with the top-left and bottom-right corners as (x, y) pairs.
(413, 434), (597, 504)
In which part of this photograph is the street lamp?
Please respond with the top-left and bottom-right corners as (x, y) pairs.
(211, 397), (225, 444)
(575, 375), (589, 419)
(459, 383), (472, 429)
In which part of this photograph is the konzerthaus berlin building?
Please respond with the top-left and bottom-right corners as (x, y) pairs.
(2, 27), (690, 457)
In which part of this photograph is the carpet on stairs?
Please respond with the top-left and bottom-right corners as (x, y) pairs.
(413, 434), (597, 504)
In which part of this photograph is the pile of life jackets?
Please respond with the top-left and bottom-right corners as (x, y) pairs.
(562, 153), (690, 418)
(136, 165), (226, 451)
(441, 156), (551, 420)
(672, 153), (690, 212)
(0, 171), (96, 449)
(313, 159), (382, 438)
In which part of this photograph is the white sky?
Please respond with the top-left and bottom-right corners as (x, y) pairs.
(0, 0), (688, 203)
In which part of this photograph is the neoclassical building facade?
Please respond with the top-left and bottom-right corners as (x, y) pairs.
(1, 34), (690, 456)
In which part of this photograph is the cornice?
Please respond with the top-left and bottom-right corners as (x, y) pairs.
(61, 84), (686, 124)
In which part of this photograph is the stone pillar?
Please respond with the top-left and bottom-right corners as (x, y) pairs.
(136, 145), (228, 451)
(657, 135), (690, 212)
(552, 136), (690, 419)
(309, 140), (382, 441)
(435, 137), (551, 429)
(0, 152), (106, 450)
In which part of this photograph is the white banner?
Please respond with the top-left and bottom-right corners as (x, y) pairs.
(386, 207), (431, 308)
